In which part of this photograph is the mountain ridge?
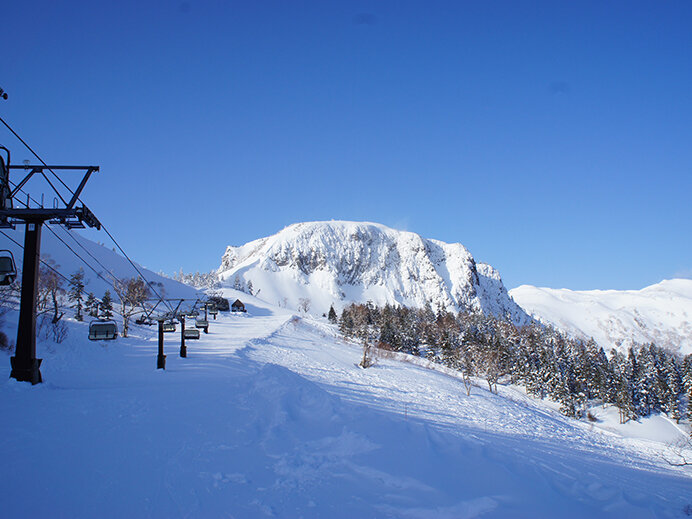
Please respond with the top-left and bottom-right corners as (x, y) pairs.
(218, 221), (530, 324)
(510, 278), (692, 354)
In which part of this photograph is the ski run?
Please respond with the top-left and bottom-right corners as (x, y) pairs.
(1, 288), (691, 518)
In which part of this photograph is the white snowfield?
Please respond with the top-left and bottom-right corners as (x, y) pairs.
(219, 221), (530, 325)
(1, 289), (691, 518)
(0, 226), (199, 300)
(510, 279), (692, 354)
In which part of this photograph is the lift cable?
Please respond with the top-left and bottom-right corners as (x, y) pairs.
(6, 184), (171, 319)
(98, 225), (174, 313)
(0, 116), (174, 313)
(7, 180), (119, 292)
(45, 226), (118, 291)
(0, 115), (73, 204)
(0, 229), (75, 288)
(55, 225), (120, 283)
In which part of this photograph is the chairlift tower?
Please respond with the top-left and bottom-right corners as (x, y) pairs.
(0, 143), (101, 384)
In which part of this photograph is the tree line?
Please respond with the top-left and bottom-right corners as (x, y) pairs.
(337, 302), (692, 425)
(1, 261), (154, 345)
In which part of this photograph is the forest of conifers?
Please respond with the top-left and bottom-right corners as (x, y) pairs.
(336, 303), (692, 425)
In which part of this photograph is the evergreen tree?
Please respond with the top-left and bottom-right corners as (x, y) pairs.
(662, 357), (683, 422)
(339, 308), (355, 337)
(68, 269), (86, 321)
(335, 301), (688, 422)
(327, 305), (337, 324)
(100, 290), (114, 320)
(85, 292), (98, 318)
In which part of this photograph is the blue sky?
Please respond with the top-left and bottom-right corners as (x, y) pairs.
(2, 0), (691, 290)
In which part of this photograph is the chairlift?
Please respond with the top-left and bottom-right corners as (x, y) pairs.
(162, 321), (176, 333)
(88, 320), (118, 341)
(0, 250), (17, 286)
(208, 305), (218, 316)
(195, 319), (209, 329)
(135, 315), (153, 326)
(183, 328), (200, 340)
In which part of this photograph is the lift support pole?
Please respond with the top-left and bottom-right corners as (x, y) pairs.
(157, 319), (166, 370)
(0, 163), (101, 384)
(180, 315), (187, 358)
(10, 219), (43, 384)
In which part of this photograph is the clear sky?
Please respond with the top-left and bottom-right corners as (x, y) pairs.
(2, 0), (691, 290)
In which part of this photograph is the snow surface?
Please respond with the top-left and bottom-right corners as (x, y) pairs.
(218, 221), (529, 324)
(1, 288), (691, 518)
(510, 279), (692, 354)
(0, 225), (199, 300)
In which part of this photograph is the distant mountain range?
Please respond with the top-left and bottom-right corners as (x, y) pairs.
(218, 221), (530, 324)
(510, 280), (692, 355)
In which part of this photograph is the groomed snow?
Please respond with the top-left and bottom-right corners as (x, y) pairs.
(1, 289), (691, 518)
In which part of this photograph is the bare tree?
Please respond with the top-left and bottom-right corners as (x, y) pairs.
(662, 436), (692, 467)
(482, 347), (501, 393)
(359, 338), (376, 369)
(298, 297), (311, 314)
(0, 278), (21, 316)
(38, 260), (64, 324)
(113, 277), (150, 337)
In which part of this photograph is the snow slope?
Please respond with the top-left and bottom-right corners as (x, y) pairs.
(510, 279), (692, 354)
(1, 289), (690, 518)
(219, 221), (529, 324)
(0, 225), (199, 300)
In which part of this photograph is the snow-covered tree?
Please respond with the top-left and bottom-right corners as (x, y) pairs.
(113, 277), (150, 337)
(100, 290), (114, 320)
(68, 268), (85, 321)
(328, 305), (337, 324)
(85, 292), (99, 318)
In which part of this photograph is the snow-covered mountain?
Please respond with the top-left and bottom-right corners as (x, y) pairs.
(510, 279), (692, 355)
(219, 221), (530, 323)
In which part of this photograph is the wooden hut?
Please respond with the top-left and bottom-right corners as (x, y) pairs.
(231, 299), (247, 313)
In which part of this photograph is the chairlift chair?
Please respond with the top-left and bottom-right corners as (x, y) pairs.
(195, 319), (208, 329)
(183, 328), (200, 340)
(0, 250), (17, 286)
(88, 320), (118, 341)
(135, 315), (153, 326)
(162, 321), (176, 333)
(208, 305), (218, 316)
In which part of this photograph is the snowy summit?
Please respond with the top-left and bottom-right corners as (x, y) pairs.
(510, 279), (692, 354)
(219, 221), (529, 323)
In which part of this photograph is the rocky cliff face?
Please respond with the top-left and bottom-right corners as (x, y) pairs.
(219, 221), (529, 324)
